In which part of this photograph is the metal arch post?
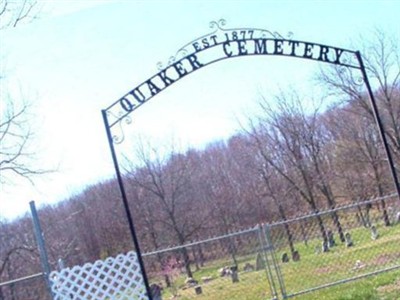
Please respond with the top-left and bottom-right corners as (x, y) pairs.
(102, 110), (153, 300)
(356, 51), (400, 203)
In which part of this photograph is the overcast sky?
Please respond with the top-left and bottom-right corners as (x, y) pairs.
(1, 0), (399, 220)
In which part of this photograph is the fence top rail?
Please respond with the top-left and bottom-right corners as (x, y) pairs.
(0, 272), (44, 287)
(267, 193), (397, 227)
(143, 226), (258, 257)
(142, 193), (398, 258)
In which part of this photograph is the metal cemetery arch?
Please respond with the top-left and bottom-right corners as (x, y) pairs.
(101, 20), (400, 299)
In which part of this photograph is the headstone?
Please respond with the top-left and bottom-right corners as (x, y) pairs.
(255, 252), (266, 270)
(327, 230), (335, 248)
(281, 253), (289, 263)
(57, 258), (65, 270)
(345, 232), (353, 247)
(230, 266), (239, 283)
(218, 266), (230, 277)
(150, 283), (162, 300)
(185, 277), (198, 287)
(243, 262), (254, 272)
(322, 240), (330, 252)
(371, 225), (379, 240)
(194, 285), (202, 295)
(292, 250), (300, 262)
(201, 276), (213, 283)
(353, 260), (365, 270)
(396, 212), (400, 224)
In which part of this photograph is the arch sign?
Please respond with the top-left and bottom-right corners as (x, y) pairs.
(103, 20), (362, 129)
(101, 20), (400, 300)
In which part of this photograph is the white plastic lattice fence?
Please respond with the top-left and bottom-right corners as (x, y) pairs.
(50, 251), (147, 300)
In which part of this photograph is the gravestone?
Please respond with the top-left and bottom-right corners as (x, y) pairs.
(218, 266), (231, 277)
(345, 232), (353, 247)
(185, 277), (198, 287)
(353, 260), (365, 270)
(194, 285), (202, 295)
(292, 250), (300, 262)
(243, 262), (254, 272)
(230, 266), (239, 283)
(327, 230), (335, 248)
(371, 225), (379, 240)
(201, 276), (213, 283)
(396, 212), (400, 224)
(281, 253), (289, 263)
(255, 252), (266, 270)
(322, 240), (330, 252)
(150, 283), (162, 300)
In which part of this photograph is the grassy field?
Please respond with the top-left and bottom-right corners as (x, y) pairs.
(156, 223), (400, 299)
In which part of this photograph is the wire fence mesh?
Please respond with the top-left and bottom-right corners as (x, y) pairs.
(268, 194), (400, 298)
(143, 227), (277, 300)
(1, 195), (399, 300)
(0, 273), (51, 300)
(142, 194), (400, 300)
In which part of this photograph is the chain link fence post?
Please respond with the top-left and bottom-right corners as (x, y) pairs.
(30, 200), (54, 299)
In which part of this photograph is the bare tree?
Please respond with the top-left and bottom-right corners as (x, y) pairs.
(125, 140), (209, 278)
(0, 0), (41, 29)
(0, 97), (47, 185)
(0, 2), (50, 296)
(324, 102), (393, 225)
(259, 163), (297, 258)
(0, 0), (45, 185)
(248, 91), (348, 247)
(318, 30), (400, 165)
(318, 30), (399, 225)
(0, 217), (44, 300)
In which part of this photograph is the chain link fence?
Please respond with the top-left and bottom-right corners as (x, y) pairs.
(1, 195), (399, 299)
(0, 201), (52, 300)
(268, 194), (400, 299)
(143, 194), (400, 300)
(0, 273), (50, 300)
(143, 226), (278, 300)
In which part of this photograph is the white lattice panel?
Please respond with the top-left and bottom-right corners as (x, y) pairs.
(50, 251), (148, 300)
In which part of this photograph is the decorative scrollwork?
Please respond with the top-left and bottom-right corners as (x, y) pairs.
(260, 30), (283, 39)
(167, 55), (176, 65)
(157, 19), (226, 70)
(341, 59), (363, 86)
(286, 31), (294, 40)
(209, 18), (227, 31)
(157, 20), (289, 70)
(353, 75), (364, 86)
(156, 61), (164, 70)
(107, 111), (132, 144)
(338, 65), (364, 87)
(112, 133), (124, 144)
(176, 48), (189, 58)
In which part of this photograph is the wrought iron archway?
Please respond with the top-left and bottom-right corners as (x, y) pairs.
(101, 20), (400, 300)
